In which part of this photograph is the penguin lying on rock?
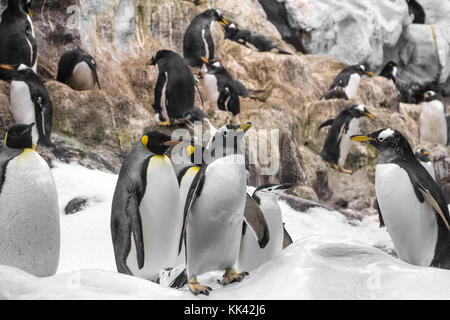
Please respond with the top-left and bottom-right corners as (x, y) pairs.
(327, 64), (374, 100)
(352, 129), (450, 269)
(319, 104), (375, 174)
(223, 22), (292, 55)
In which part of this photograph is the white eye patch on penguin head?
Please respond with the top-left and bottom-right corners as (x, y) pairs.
(423, 90), (436, 101)
(349, 104), (375, 119)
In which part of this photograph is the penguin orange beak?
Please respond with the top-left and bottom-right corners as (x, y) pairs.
(163, 140), (181, 147)
(201, 56), (209, 64)
(146, 58), (155, 66)
(0, 64), (13, 70)
(350, 135), (376, 142)
(218, 18), (229, 27)
(366, 71), (375, 77)
(364, 112), (375, 119)
(28, 8), (33, 19)
(237, 122), (252, 132)
(423, 151), (430, 155)
(424, 92), (430, 99)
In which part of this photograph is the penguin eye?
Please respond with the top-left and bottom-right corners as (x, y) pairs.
(378, 136), (385, 142)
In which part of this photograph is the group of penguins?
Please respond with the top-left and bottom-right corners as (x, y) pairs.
(0, 1), (450, 297)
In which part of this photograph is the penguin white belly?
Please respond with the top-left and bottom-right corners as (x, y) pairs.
(338, 118), (359, 167)
(0, 149), (60, 277)
(126, 155), (181, 281)
(344, 74), (361, 99)
(203, 74), (220, 102)
(10, 81), (38, 145)
(375, 163), (438, 266)
(420, 161), (436, 180)
(186, 155), (247, 277)
(420, 102), (448, 145)
(238, 198), (283, 271)
(68, 61), (96, 91)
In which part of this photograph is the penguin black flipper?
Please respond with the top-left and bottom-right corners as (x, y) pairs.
(244, 193), (270, 249)
(282, 225), (293, 249)
(178, 163), (208, 254)
(169, 268), (188, 289)
(217, 87), (231, 112)
(83, 55), (101, 90)
(30, 86), (53, 146)
(318, 118), (335, 130)
(125, 191), (145, 269)
(375, 198), (385, 227)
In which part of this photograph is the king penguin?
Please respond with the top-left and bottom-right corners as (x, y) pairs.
(0, 123), (60, 277)
(147, 50), (205, 126)
(351, 128), (450, 268)
(379, 61), (398, 84)
(419, 91), (448, 146)
(327, 64), (374, 100)
(111, 131), (182, 281)
(238, 183), (293, 272)
(318, 104), (375, 173)
(0, 0), (37, 71)
(56, 47), (101, 91)
(415, 148), (436, 180)
(183, 9), (229, 69)
(177, 123), (252, 295)
(0, 63), (53, 147)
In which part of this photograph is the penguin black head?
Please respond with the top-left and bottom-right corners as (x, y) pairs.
(140, 131), (180, 155)
(252, 183), (293, 204)
(5, 123), (34, 149)
(347, 104), (375, 119)
(423, 90), (436, 102)
(146, 50), (175, 66)
(203, 9), (229, 26)
(415, 148), (431, 162)
(201, 57), (224, 73)
(20, 0), (32, 17)
(0, 63), (34, 81)
(224, 22), (239, 37)
(351, 128), (414, 162)
(209, 122), (252, 157)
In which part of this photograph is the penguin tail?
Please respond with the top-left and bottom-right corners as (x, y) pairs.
(169, 268), (188, 289)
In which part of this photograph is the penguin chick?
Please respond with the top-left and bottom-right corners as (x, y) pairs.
(328, 64), (374, 100)
(379, 61), (398, 84)
(319, 104), (375, 174)
(183, 9), (229, 68)
(238, 183), (293, 272)
(0, 63), (53, 147)
(415, 148), (436, 180)
(111, 132), (182, 281)
(224, 23), (292, 55)
(351, 129), (450, 268)
(0, 123), (60, 277)
(419, 91), (448, 145)
(56, 47), (101, 91)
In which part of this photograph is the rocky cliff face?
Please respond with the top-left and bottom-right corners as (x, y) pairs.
(0, 0), (448, 216)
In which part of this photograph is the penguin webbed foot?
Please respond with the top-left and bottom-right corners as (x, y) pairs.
(220, 268), (249, 286)
(331, 163), (352, 174)
(188, 277), (212, 296)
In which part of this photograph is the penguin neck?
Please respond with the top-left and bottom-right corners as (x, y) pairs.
(378, 148), (415, 165)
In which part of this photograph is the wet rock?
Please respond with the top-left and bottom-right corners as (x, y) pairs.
(65, 197), (89, 215)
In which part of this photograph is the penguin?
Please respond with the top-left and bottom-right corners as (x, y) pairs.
(328, 64), (374, 100)
(321, 79), (348, 100)
(183, 9), (229, 68)
(0, 123), (60, 277)
(0, 0), (37, 71)
(147, 50), (205, 126)
(351, 129), (450, 268)
(56, 47), (101, 91)
(223, 23), (292, 55)
(447, 115), (450, 146)
(415, 148), (436, 180)
(238, 183), (293, 272)
(406, 0), (425, 24)
(0, 64), (53, 147)
(379, 61), (398, 84)
(177, 123), (252, 295)
(318, 104), (375, 173)
(111, 131), (182, 281)
(419, 91), (448, 146)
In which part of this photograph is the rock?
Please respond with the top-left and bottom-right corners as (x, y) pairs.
(65, 197), (89, 215)
(288, 185), (319, 202)
(430, 145), (450, 203)
(278, 193), (333, 213)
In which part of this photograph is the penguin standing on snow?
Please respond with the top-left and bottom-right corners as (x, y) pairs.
(0, 0), (37, 71)
(56, 47), (101, 91)
(318, 104), (375, 173)
(0, 123), (60, 277)
(147, 50), (206, 126)
(327, 65), (374, 100)
(183, 9), (229, 68)
(223, 23), (292, 55)
(238, 183), (293, 272)
(419, 91), (448, 146)
(415, 148), (436, 180)
(0, 64), (53, 147)
(111, 132), (182, 281)
(379, 61), (398, 84)
(351, 129), (450, 268)
(176, 123), (252, 295)
(406, 0), (425, 24)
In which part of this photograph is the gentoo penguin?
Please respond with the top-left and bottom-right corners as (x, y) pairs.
(419, 91), (448, 145)
(223, 23), (291, 55)
(147, 50), (205, 126)
(379, 61), (398, 84)
(0, 64), (53, 147)
(111, 131), (182, 281)
(318, 104), (375, 173)
(321, 79), (348, 100)
(415, 148), (436, 180)
(351, 129), (450, 268)
(328, 64), (374, 100)
(0, 123), (60, 277)
(0, 0), (37, 71)
(183, 9), (229, 68)
(56, 47), (101, 91)
(178, 123), (252, 295)
(406, 0), (425, 24)
(238, 183), (293, 272)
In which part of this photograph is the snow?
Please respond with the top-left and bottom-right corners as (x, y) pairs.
(1, 162), (450, 299)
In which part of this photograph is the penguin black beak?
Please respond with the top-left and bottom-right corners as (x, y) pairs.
(350, 135), (376, 142)
(237, 122), (252, 132)
(364, 112), (375, 119)
(146, 58), (155, 66)
(163, 140), (181, 147)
